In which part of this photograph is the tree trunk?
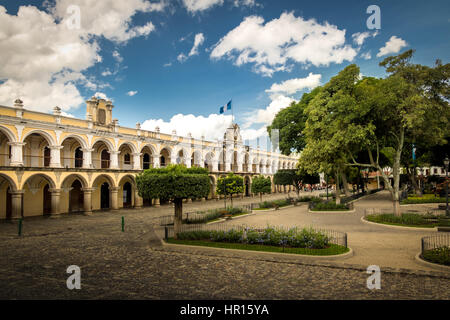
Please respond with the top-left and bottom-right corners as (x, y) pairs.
(407, 166), (422, 196)
(335, 170), (341, 205)
(230, 194), (233, 208)
(173, 198), (183, 239)
(340, 171), (351, 197)
(391, 128), (405, 216)
(260, 193), (262, 202)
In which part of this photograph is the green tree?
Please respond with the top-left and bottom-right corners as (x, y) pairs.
(301, 51), (449, 215)
(267, 88), (320, 155)
(274, 168), (319, 197)
(216, 173), (244, 207)
(251, 175), (272, 202)
(136, 164), (210, 238)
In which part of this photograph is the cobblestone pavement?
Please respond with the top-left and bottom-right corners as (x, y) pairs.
(0, 191), (449, 299)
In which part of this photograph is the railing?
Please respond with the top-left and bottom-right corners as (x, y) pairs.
(421, 234), (450, 265)
(165, 223), (348, 248)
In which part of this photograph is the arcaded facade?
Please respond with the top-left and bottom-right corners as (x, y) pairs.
(0, 97), (298, 219)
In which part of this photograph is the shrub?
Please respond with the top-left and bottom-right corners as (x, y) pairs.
(312, 202), (349, 211)
(422, 247), (450, 266)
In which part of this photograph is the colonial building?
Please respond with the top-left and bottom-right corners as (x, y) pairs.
(0, 98), (298, 219)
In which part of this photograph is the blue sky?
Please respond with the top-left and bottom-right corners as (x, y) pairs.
(0, 0), (449, 145)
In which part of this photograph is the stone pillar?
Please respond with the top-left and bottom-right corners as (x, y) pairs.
(49, 189), (62, 217)
(10, 190), (24, 219)
(225, 162), (231, 172)
(49, 146), (63, 168)
(110, 187), (119, 210)
(133, 153), (142, 170)
(237, 163), (243, 172)
(170, 155), (177, 166)
(134, 189), (143, 209)
(109, 151), (120, 169)
(82, 188), (93, 215)
(212, 161), (219, 172)
(154, 198), (160, 207)
(82, 148), (93, 168)
(8, 142), (25, 166)
(153, 155), (160, 168)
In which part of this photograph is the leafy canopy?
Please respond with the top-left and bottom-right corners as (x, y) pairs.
(136, 164), (210, 200)
(251, 175), (272, 194)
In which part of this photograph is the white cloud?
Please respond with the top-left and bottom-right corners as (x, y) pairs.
(177, 53), (188, 63)
(377, 36), (408, 57)
(189, 33), (205, 56)
(49, 0), (161, 43)
(351, 31), (378, 46)
(94, 92), (112, 101)
(182, 0), (224, 13)
(265, 73), (321, 95)
(182, 0), (257, 13)
(210, 12), (357, 77)
(127, 90), (138, 96)
(163, 62), (172, 67)
(112, 50), (124, 63)
(0, 1), (162, 113)
(141, 113), (233, 140)
(361, 51), (371, 60)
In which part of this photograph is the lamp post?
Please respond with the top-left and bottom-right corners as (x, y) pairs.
(444, 156), (449, 216)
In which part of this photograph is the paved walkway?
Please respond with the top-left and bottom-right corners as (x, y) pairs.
(221, 191), (443, 271)
(0, 191), (448, 299)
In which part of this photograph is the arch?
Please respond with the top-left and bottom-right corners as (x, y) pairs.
(117, 141), (138, 154)
(60, 134), (88, 149)
(61, 173), (88, 189)
(21, 173), (56, 190)
(0, 173), (18, 191)
(244, 176), (251, 197)
(0, 125), (17, 142)
(118, 174), (136, 188)
(191, 150), (202, 167)
(91, 138), (114, 151)
(22, 129), (56, 146)
(69, 179), (84, 213)
(140, 143), (157, 155)
(91, 174), (116, 189)
(160, 147), (171, 167)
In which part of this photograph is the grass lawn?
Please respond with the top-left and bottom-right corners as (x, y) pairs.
(422, 247), (450, 266)
(401, 194), (446, 204)
(166, 239), (349, 256)
(365, 213), (449, 228)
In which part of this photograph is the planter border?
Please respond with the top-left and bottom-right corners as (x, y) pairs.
(414, 252), (450, 272)
(162, 239), (353, 260)
(309, 208), (355, 214)
(360, 216), (438, 231)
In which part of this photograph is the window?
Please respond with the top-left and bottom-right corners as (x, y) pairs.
(75, 147), (83, 168)
(124, 153), (131, 165)
(44, 147), (50, 167)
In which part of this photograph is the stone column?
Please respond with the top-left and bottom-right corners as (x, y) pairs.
(8, 142), (25, 166)
(153, 155), (160, 168)
(10, 190), (24, 219)
(212, 161), (219, 172)
(49, 189), (62, 217)
(237, 163), (243, 172)
(110, 187), (119, 210)
(81, 148), (93, 168)
(49, 146), (63, 168)
(134, 189), (143, 209)
(133, 153), (142, 170)
(109, 151), (120, 169)
(82, 188), (93, 215)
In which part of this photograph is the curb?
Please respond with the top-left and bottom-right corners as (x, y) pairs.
(251, 204), (295, 213)
(161, 240), (354, 260)
(360, 216), (438, 232)
(414, 252), (450, 272)
(309, 208), (355, 214)
(206, 212), (256, 225)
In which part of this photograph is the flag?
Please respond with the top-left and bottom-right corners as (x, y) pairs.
(219, 106), (224, 114)
(227, 100), (232, 110)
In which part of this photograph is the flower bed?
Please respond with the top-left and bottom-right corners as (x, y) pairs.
(184, 207), (249, 224)
(365, 213), (450, 228)
(176, 226), (332, 249)
(422, 247), (450, 266)
(256, 199), (291, 209)
(401, 194), (446, 204)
